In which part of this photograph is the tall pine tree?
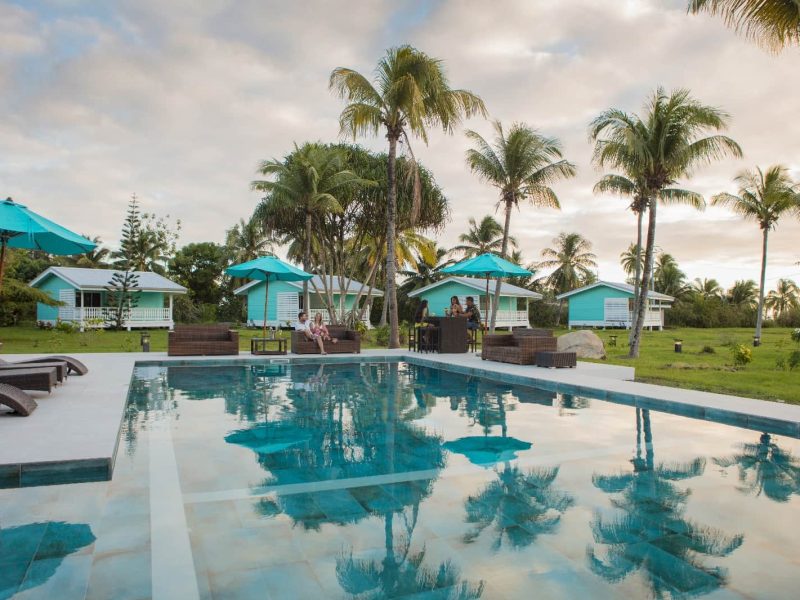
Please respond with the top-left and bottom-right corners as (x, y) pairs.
(106, 195), (141, 330)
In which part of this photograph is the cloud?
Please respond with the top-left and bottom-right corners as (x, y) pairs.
(1, 0), (798, 288)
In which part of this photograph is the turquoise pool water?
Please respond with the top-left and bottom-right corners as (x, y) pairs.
(2, 361), (800, 599)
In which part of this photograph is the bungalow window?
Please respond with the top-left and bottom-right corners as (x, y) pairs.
(628, 298), (635, 312)
(75, 291), (102, 307)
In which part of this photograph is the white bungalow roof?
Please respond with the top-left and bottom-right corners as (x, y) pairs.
(407, 276), (542, 299)
(234, 274), (383, 297)
(30, 266), (187, 294)
(556, 281), (674, 302)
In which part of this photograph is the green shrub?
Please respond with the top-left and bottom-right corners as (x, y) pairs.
(731, 343), (752, 368)
(374, 325), (390, 347)
(775, 356), (787, 371)
(791, 328), (800, 344)
(700, 345), (715, 354)
(54, 320), (78, 334)
(789, 350), (800, 371)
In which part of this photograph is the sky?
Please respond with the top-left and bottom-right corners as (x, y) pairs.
(2, 0), (799, 289)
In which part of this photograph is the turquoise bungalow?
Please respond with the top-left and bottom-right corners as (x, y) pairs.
(407, 276), (541, 329)
(234, 274), (383, 327)
(30, 266), (187, 330)
(556, 281), (674, 330)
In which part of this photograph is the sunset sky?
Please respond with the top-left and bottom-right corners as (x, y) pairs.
(2, 0), (798, 287)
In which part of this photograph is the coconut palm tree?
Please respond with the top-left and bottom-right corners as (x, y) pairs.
(330, 45), (486, 348)
(591, 87), (741, 358)
(252, 143), (365, 310)
(537, 232), (597, 324)
(465, 120), (576, 332)
(450, 215), (509, 259)
(225, 218), (275, 264)
(765, 278), (800, 317)
(728, 279), (759, 308)
(58, 235), (110, 268)
(595, 175), (703, 339)
(689, 0), (800, 50)
(620, 243), (643, 284)
(398, 244), (450, 296)
(711, 165), (799, 341)
(691, 277), (724, 300)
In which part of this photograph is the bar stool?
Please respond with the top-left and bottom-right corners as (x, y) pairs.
(408, 324), (418, 351)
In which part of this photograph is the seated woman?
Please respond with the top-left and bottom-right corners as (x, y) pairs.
(311, 313), (338, 344)
(449, 295), (463, 316)
(295, 311), (326, 354)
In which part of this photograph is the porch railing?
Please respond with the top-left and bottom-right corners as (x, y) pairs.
(58, 307), (172, 324)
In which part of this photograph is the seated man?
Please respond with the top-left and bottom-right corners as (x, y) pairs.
(464, 296), (482, 336)
(295, 311), (326, 354)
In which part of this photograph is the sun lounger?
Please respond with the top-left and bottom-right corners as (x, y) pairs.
(3, 355), (89, 376)
(0, 383), (37, 416)
(0, 361), (67, 383)
(0, 367), (57, 392)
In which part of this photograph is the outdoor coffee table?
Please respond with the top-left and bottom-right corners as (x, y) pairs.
(250, 338), (287, 355)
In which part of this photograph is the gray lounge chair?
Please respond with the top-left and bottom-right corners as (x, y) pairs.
(0, 383), (37, 416)
(0, 355), (88, 376)
(0, 367), (57, 392)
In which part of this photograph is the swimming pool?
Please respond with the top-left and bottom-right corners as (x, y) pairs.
(2, 360), (799, 599)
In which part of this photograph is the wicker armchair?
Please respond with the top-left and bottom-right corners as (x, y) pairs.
(481, 331), (557, 365)
(168, 324), (239, 356)
(291, 326), (361, 354)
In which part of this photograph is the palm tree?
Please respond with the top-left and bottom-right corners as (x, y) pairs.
(225, 218), (275, 264)
(252, 143), (365, 310)
(465, 120), (576, 332)
(331, 45), (486, 348)
(688, 0), (800, 50)
(537, 233), (597, 324)
(398, 244), (450, 296)
(591, 87), (741, 357)
(450, 215), (509, 258)
(619, 243), (643, 284)
(595, 175), (702, 338)
(60, 235), (110, 268)
(765, 278), (799, 317)
(691, 277), (724, 300)
(711, 165), (799, 341)
(728, 279), (759, 308)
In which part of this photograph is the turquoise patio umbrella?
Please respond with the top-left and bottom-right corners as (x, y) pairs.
(440, 253), (531, 328)
(0, 197), (96, 292)
(225, 256), (312, 338)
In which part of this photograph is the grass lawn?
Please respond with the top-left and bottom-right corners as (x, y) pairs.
(1, 324), (797, 403)
(587, 327), (800, 404)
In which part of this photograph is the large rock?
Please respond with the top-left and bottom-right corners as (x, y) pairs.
(557, 330), (606, 359)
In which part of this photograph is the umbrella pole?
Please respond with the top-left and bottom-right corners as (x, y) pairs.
(0, 237), (6, 295)
(263, 279), (270, 339)
(485, 274), (490, 330)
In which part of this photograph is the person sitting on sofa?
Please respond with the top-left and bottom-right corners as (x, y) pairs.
(295, 311), (326, 354)
(311, 312), (338, 344)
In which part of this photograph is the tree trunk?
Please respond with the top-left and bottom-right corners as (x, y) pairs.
(756, 227), (769, 341)
(628, 198), (657, 358)
(489, 199), (513, 333)
(629, 207), (644, 345)
(303, 210), (312, 313)
(386, 135), (400, 348)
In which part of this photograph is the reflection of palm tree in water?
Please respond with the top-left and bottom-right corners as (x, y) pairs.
(714, 432), (800, 502)
(451, 387), (574, 550)
(335, 364), (485, 598)
(588, 408), (744, 598)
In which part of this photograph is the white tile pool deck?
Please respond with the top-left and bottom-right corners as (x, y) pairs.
(1, 349), (799, 485)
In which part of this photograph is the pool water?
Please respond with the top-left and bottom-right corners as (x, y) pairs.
(2, 361), (800, 599)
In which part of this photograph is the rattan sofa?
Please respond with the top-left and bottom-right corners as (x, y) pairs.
(291, 326), (360, 354)
(481, 329), (557, 365)
(168, 324), (239, 356)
